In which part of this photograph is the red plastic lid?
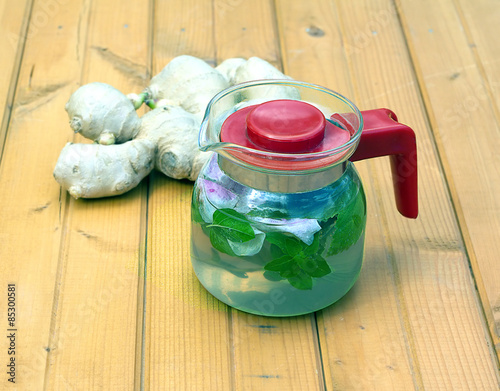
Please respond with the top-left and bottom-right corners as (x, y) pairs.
(220, 100), (351, 170)
(246, 100), (325, 152)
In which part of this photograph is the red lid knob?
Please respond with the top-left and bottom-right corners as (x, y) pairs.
(246, 100), (326, 153)
(220, 99), (351, 170)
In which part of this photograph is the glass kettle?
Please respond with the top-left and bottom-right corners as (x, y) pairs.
(190, 80), (417, 317)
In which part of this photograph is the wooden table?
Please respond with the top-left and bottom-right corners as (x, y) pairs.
(1, 1), (499, 389)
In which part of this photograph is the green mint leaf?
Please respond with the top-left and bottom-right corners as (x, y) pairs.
(308, 256), (331, 278)
(270, 241), (285, 259)
(263, 231), (333, 290)
(191, 198), (205, 224)
(327, 191), (366, 255)
(263, 254), (294, 272)
(263, 270), (285, 282)
(265, 232), (302, 256)
(280, 262), (302, 278)
(295, 254), (332, 278)
(301, 233), (321, 256)
(205, 208), (257, 256)
(264, 232), (289, 247)
(209, 229), (237, 256)
(287, 271), (313, 290)
(208, 208), (255, 243)
(317, 216), (337, 253)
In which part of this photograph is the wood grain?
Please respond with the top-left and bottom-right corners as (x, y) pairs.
(0, 1), (31, 159)
(0, 0), (87, 389)
(144, 1), (233, 389)
(454, 0), (500, 120)
(43, 1), (150, 389)
(0, 1), (498, 389)
(214, 0), (279, 65)
(398, 0), (500, 358)
(145, 174), (232, 390)
(276, 1), (416, 389)
(328, 0), (499, 388)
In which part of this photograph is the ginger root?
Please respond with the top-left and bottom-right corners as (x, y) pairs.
(136, 105), (210, 180)
(143, 55), (229, 121)
(215, 57), (247, 85)
(233, 57), (300, 101)
(216, 57), (300, 106)
(54, 55), (296, 199)
(65, 82), (141, 145)
(53, 139), (155, 199)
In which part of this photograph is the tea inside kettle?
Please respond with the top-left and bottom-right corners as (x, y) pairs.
(191, 80), (417, 316)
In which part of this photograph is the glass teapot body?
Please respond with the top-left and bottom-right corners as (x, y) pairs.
(190, 80), (417, 317)
(192, 155), (366, 316)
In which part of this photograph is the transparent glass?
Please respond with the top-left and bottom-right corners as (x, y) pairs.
(191, 156), (366, 316)
(199, 80), (363, 173)
(191, 80), (367, 316)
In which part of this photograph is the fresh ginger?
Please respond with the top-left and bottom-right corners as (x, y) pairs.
(54, 55), (298, 199)
(53, 139), (155, 199)
(136, 105), (210, 180)
(65, 82), (141, 145)
(137, 55), (229, 121)
(232, 57), (291, 83)
(233, 57), (300, 101)
(215, 57), (247, 85)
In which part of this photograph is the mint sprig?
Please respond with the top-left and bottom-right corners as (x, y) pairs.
(207, 208), (255, 256)
(264, 232), (332, 290)
(327, 191), (366, 255)
(197, 189), (364, 291)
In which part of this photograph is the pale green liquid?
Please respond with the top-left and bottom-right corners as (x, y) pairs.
(191, 223), (365, 316)
(190, 157), (366, 316)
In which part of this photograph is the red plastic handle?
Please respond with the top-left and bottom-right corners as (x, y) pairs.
(349, 109), (418, 218)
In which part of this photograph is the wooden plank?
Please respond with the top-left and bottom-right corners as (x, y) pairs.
(327, 0), (499, 388)
(145, 175), (232, 390)
(214, 2), (325, 390)
(214, 0), (279, 65)
(231, 314), (323, 390)
(454, 0), (500, 119)
(144, 1), (233, 389)
(278, 0), (500, 389)
(43, 0), (150, 389)
(0, 0), (88, 389)
(275, 1), (415, 389)
(413, 0), (500, 356)
(0, 1), (31, 158)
